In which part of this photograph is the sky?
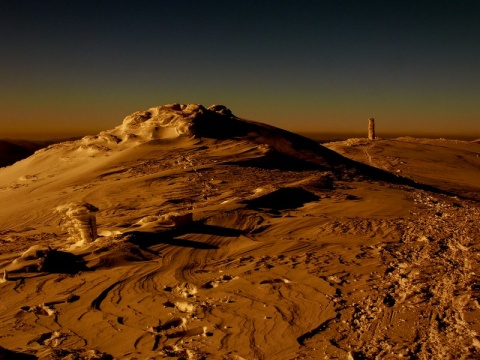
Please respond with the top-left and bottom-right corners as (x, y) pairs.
(1, 0), (479, 139)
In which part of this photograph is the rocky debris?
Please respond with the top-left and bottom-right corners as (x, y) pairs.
(171, 282), (198, 298)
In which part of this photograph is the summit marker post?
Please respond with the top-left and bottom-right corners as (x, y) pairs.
(368, 118), (375, 140)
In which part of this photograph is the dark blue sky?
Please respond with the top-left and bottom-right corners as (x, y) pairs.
(1, 0), (479, 139)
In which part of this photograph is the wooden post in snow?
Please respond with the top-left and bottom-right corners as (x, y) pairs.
(368, 118), (375, 140)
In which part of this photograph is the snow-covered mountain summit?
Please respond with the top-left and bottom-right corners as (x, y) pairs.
(0, 103), (345, 234)
(0, 103), (426, 237)
(29, 103), (349, 170)
(87, 103), (233, 146)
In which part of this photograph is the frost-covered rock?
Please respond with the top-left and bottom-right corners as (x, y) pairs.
(56, 202), (99, 243)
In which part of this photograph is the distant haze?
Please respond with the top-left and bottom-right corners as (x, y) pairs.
(1, 1), (479, 139)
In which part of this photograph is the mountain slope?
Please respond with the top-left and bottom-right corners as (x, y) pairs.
(0, 104), (441, 236)
(0, 104), (479, 359)
(326, 137), (480, 201)
(0, 105), (357, 231)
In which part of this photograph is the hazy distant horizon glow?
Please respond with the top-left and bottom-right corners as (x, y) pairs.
(1, 0), (479, 140)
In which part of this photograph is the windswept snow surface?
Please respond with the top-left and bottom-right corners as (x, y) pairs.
(0, 104), (479, 359)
